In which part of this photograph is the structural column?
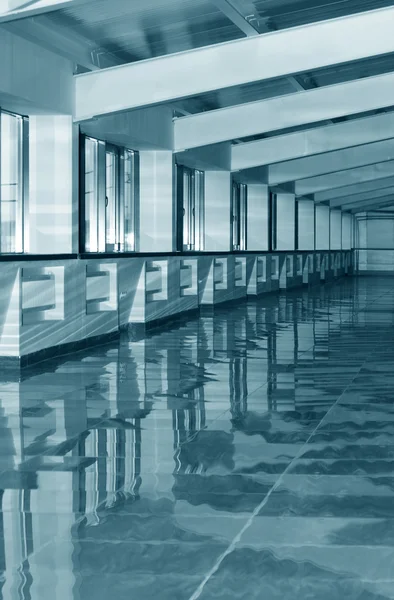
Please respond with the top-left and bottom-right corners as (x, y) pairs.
(247, 184), (269, 251)
(29, 115), (78, 254)
(315, 204), (330, 249)
(204, 171), (231, 251)
(297, 198), (315, 250)
(276, 192), (295, 250)
(139, 151), (173, 252)
(330, 209), (342, 249)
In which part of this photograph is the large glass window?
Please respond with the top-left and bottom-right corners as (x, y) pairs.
(176, 165), (205, 251)
(0, 110), (27, 253)
(81, 135), (139, 253)
(231, 182), (247, 251)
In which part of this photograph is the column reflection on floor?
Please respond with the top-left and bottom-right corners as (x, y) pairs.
(1, 277), (392, 599)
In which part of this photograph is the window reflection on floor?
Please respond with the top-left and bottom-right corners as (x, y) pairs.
(1, 277), (394, 599)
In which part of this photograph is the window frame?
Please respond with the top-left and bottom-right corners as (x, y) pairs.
(80, 133), (139, 254)
(231, 181), (247, 251)
(176, 163), (205, 252)
(0, 108), (28, 254)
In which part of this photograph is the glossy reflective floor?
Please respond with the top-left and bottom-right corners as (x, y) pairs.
(3, 277), (394, 599)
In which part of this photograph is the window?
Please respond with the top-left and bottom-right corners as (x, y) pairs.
(124, 149), (138, 252)
(0, 109), (27, 253)
(81, 135), (139, 253)
(231, 182), (247, 251)
(270, 191), (277, 251)
(176, 165), (205, 251)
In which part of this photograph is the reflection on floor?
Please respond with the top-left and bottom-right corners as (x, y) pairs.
(2, 277), (394, 599)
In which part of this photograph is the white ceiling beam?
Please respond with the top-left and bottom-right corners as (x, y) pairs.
(314, 176), (394, 203)
(296, 161), (394, 196)
(329, 187), (394, 208)
(174, 73), (394, 151)
(346, 195), (394, 211)
(268, 139), (394, 185)
(212, 0), (306, 94)
(345, 195), (394, 209)
(232, 112), (394, 171)
(75, 6), (394, 121)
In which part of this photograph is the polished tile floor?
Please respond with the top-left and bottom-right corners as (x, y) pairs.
(2, 276), (394, 599)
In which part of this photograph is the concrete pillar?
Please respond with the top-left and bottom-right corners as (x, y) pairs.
(247, 184), (269, 251)
(342, 213), (352, 250)
(330, 209), (342, 250)
(139, 151), (173, 252)
(276, 192), (295, 250)
(298, 198), (315, 250)
(28, 115), (78, 254)
(204, 171), (231, 251)
(315, 204), (330, 249)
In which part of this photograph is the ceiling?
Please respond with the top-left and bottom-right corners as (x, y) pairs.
(251, 0), (394, 31)
(3, 0), (394, 212)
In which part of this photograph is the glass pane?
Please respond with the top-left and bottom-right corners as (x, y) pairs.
(105, 150), (117, 250)
(239, 183), (247, 251)
(189, 172), (195, 249)
(124, 149), (135, 251)
(232, 183), (240, 250)
(1, 112), (22, 253)
(183, 169), (191, 250)
(84, 137), (98, 252)
(195, 170), (204, 251)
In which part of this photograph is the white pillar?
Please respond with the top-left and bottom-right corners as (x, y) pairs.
(28, 115), (77, 254)
(298, 199), (315, 250)
(330, 209), (342, 249)
(139, 151), (173, 252)
(247, 184), (269, 251)
(341, 213), (352, 249)
(315, 204), (330, 249)
(276, 192), (295, 250)
(204, 171), (231, 251)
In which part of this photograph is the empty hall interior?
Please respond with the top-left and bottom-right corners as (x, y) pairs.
(3, 0), (394, 598)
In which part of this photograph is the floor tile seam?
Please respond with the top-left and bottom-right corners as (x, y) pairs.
(217, 543), (394, 550)
(187, 322), (388, 600)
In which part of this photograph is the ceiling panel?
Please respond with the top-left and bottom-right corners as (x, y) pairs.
(250, 0), (394, 32)
(40, 0), (243, 66)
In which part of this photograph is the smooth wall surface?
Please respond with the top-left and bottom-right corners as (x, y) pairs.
(276, 192), (295, 250)
(139, 151), (174, 252)
(29, 115), (76, 254)
(298, 199), (315, 250)
(315, 204), (330, 249)
(247, 184), (269, 251)
(330, 210), (342, 250)
(204, 171), (231, 251)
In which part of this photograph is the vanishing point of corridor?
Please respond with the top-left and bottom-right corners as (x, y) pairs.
(1, 277), (394, 600)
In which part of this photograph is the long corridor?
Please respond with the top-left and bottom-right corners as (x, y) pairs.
(2, 277), (394, 599)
